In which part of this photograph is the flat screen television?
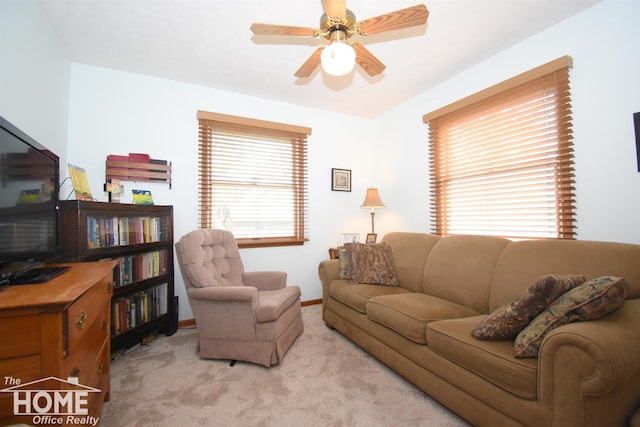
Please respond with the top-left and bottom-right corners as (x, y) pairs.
(0, 115), (67, 286)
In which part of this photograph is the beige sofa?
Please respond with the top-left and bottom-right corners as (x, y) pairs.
(318, 232), (640, 426)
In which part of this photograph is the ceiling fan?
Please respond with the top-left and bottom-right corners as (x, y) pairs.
(250, 1), (429, 78)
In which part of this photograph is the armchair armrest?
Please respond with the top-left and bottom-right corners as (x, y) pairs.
(242, 271), (287, 290)
(538, 298), (640, 427)
(187, 286), (260, 340)
(188, 286), (258, 303)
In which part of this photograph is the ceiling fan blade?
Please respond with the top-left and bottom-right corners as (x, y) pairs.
(251, 23), (318, 37)
(322, 0), (346, 20)
(352, 43), (386, 77)
(357, 4), (429, 36)
(295, 47), (323, 78)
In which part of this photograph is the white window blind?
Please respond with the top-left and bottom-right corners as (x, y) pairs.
(198, 111), (310, 248)
(423, 56), (575, 239)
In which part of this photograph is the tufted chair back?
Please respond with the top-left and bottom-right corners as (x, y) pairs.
(175, 228), (245, 288)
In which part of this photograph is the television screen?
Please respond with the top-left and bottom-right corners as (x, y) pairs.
(0, 116), (62, 285)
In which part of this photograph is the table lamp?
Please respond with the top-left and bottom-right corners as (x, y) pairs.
(360, 187), (385, 233)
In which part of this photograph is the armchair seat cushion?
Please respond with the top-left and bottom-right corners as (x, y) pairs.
(256, 286), (302, 323)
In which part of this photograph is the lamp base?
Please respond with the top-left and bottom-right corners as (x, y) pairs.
(370, 211), (375, 234)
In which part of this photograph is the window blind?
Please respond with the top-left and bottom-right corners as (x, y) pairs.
(423, 56), (575, 240)
(197, 111), (310, 248)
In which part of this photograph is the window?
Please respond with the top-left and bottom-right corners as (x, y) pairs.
(423, 56), (575, 240)
(197, 111), (310, 248)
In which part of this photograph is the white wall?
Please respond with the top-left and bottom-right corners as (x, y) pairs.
(376, 0), (640, 245)
(67, 64), (378, 320)
(0, 0), (70, 165)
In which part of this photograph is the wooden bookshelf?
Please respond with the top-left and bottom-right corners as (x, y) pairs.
(59, 200), (176, 353)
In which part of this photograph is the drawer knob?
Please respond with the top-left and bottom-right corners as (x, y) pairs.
(102, 320), (107, 331)
(76, 310), (87, 329)
(97, 363), (104, 375)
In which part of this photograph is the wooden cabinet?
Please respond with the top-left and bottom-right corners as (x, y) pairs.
(59, 200), (176, 354)
(0, 261), (116, 426)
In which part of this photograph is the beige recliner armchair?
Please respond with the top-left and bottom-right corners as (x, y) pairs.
(175, 228), (303, 367)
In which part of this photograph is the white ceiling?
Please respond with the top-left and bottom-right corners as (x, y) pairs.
(37, 0), (601, 118)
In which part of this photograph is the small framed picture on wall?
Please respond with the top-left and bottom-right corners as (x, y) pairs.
(332, 168), (351, 192)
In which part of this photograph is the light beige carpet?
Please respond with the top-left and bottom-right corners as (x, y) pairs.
(101, 304), (471, 426)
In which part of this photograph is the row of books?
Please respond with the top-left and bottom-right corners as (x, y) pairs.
(111, 284), (167, 336)
(112, 250), (168, 287)
(87, 215), (165, 248)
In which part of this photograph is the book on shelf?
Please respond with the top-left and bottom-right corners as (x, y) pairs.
(110, 283), (168, 336)
(86, 215), (164, 248)
(109, 250), (167, 287)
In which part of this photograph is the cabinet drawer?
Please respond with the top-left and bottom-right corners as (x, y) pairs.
(0, 310), (41, 359)
(66, 276), (112, 355)
(64, 305), (109, 382)
(88, 339), (110, 411)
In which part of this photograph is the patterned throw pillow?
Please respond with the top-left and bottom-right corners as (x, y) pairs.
(343, 243), (398, 286)
(337, 246), (350, 279)
(513, 276), (627, 358)
(471, 274), (586, 340)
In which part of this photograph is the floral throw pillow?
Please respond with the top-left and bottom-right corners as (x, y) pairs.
(343, 243), (398, 286)
(513, 276), (627, 358)
(337, 246), (350, 279)
(471, 274), (586, 340)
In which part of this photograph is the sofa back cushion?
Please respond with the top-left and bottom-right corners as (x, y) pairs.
(381, 232), (441, 292)
(422, 235), (511, 313)
(490, 239), (640, 312)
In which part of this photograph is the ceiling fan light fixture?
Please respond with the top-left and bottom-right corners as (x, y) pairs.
(320, 31), (355, 76)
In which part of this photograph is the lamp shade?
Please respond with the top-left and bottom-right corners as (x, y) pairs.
(361, 188), (384, 209)
(321, 31), (356, 76)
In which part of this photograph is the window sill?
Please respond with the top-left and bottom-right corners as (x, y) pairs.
(236, 237), (308, 249)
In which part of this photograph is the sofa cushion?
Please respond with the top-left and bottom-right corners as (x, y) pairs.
(471, 274), (586, 340)
(427, 316), (538, 400)
(329, 280), (410, 314)
(422, 235), (511, 314)
(380, 232), (441, 293)
(366, 293), (480, 344)
(342, 243), (399, 286)
(514, 276), (628, 358)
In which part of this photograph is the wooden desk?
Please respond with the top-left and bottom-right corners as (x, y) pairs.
(0, 261), (116, 426)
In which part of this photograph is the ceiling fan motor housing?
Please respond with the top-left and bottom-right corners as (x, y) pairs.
(320, 9), (356, 39)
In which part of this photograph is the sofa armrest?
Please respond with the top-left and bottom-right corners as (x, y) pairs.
(538, 298), (640, 427)
(242, 271), (287, 290)
(318, 259), (340, 306)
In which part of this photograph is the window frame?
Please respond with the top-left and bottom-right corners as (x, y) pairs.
(197, 111), (311, 248)
(422, 56), (576, 240)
